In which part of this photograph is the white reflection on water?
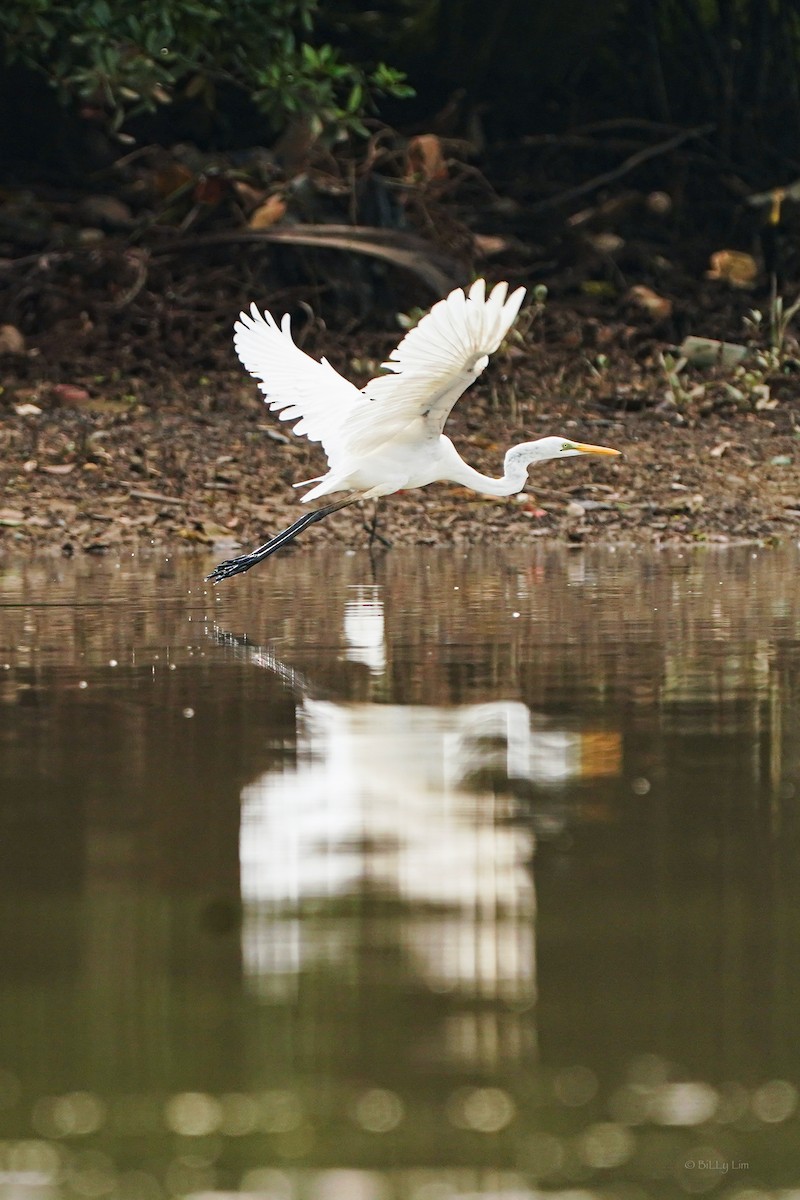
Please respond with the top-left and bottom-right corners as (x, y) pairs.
(343, 584), (385, 674)
(240, 698), (537, 1005)
(227, 586), (622, 1063)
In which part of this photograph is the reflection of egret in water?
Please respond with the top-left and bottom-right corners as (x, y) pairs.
(212, 588), (621, 1072)
(240, 700), (537, 1017)
(214, 637), (536, 1069)
(343, 584), (385, 675)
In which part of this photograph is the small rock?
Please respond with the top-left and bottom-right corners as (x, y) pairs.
(678, 335), (748, 368)
(566, 500), (587, 518)
(647, 191), (672, 215)
(585, 231), (624, 255)
(77, 228), (106, 246)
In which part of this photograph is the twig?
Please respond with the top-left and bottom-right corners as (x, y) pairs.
(148, 224), (464, 295)
(128, 488), (185, 505)
(527, 122), (716, 215)
(0, 251), (72, 272)
(107, 250), (149, 311)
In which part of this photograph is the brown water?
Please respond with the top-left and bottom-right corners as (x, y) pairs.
(1, 544), (799, 1198)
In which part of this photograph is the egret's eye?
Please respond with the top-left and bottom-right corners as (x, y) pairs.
(561, 441), (577, 452)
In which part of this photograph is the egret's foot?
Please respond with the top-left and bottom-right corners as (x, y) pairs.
(206, 553), (261, 583)
(205, 496), (360, 583)
(364, 525), (392, 550)
(363, 499), (392, 550)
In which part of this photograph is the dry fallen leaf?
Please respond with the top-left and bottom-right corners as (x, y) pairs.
(42, 464), (77, 476)
(154, 162), (194, 198)
(232, 180), (265, 211)
(626, 285), (673, 320)
(248, 193), (287, 229)
(473, 233), (510, 258)
(0, 325), (25, 354)
(193, 175), (228, 206)
(52, 383), (91, 407)
(405, 134), (448, 184)
(706, 249), (758, 288)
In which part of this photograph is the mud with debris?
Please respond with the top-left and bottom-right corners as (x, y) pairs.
(2, 295), (800, 568)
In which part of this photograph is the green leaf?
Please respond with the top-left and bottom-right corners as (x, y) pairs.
(346, 82), (362, 112)
(0, 0), (412, 139)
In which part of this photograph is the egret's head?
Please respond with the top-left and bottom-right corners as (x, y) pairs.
(512, 436), (622, 466)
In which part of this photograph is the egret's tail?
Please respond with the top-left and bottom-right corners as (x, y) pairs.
(297, 474), (347, 503)
(292, 475), (324, 488)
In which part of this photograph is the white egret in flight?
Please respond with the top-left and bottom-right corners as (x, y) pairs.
(207, 279), (620, 582)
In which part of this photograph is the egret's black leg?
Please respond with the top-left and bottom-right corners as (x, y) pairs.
(206, 496), (357, 582)
(364, 499), (392, 550)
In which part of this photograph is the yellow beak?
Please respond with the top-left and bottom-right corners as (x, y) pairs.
(572, 442), (621, 456)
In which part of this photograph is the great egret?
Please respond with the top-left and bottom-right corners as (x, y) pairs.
(207, 279), (620, 582)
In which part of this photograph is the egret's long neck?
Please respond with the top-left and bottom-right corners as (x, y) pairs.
(444, 444), (532, 497)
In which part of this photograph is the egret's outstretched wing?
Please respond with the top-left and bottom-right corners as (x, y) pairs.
(351, 280), (526, 451)
(233, 305), (363, 463)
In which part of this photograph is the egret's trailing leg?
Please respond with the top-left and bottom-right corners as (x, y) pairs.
(206, 495), (358, 583)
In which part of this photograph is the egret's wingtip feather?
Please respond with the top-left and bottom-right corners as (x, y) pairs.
(231, 278), (527, 478)
(507, 285), (526, 314)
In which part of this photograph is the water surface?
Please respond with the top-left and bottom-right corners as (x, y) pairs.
(1, 544), (799, 1197)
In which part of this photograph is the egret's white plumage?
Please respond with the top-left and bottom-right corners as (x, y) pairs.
(233, 279), (527, 501)
(207, 279), (620, 581)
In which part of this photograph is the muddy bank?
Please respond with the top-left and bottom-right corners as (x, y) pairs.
(2, 302), (799, 568)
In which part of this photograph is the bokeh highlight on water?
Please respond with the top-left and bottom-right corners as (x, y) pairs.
(0, 544), (799, 1197)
